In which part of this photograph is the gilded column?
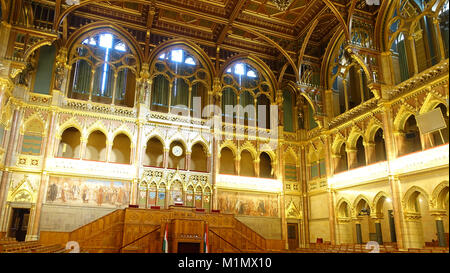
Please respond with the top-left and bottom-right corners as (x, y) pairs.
(379, 51), (395, 87)
(105, 140), (112, 162)
(405, 34), (419, 76)
(79, 137), (87, 160)
(163, 148), (169, 169)
(185, 152), (191, 171)
(346, 148), (357, 170)
(364, 142), (376, 165)
(433, 17), (446, 62)
(235, 155), (240, 176)
(0, 22), (12, 58)
(29, 110), (58, 240)
(254, 158), (260, 177)
(0, 106), (22, 228)
(342, 79), (349, 112)
(324, 135), (336, 245)
(381, 103), (406, 250)
(300, 146), (310, 246)
(324, 89), (334, 119)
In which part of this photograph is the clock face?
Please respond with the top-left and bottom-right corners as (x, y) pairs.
(172, 145), (183, 157)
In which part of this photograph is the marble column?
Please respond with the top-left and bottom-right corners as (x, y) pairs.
(79, 138), (87, 159)
(254, 159), (260, 177)
(163, 149), (169, 169)
(105, 140), (112, 162)
(364, 142), (376, 165)
(324, 136), (336, 245)
(346, 148), (357, 170)
(300, 146), (310, 246)
(0, 108), (21, 223)
(29, 110), (57, 240)
(185, 152), (191, 171)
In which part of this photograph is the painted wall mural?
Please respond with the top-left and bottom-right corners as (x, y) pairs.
(46, 176), (130, 208)
(217, 190), (279, 217)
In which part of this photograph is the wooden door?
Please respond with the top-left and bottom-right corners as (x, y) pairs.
(287, 223), (299, 250)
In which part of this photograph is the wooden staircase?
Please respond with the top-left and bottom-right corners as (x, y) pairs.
(39, 207), (285, 253)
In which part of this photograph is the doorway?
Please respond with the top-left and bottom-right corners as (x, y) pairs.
(287, 223), (299, 250)
(177, 242), (201, 253)
(9, 208), (30, 241)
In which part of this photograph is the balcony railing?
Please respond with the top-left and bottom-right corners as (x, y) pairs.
(62, 98), (136, 118)
(328, 144), (449, 189)
(46, 157), (136, 180)
(216, 174), (282, 193)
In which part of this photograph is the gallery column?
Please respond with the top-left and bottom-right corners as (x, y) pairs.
(29, 110), (57, 240)
(0, 105), (22, 230)
(381, 103), (406, 250)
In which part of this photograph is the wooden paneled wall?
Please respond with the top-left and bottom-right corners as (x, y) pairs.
(39, 207), (285, 253)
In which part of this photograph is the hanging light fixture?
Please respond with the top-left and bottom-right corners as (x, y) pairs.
(271, 0), (293, 11)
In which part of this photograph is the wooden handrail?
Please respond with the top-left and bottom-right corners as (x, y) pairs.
(70, 209), (123, 235)
(232, 218), (266, 248)
(118, 225), (161, 252)
(69, 209), (124, 243)
(231, 229), (264, 250)
(209, 228), (242, 253)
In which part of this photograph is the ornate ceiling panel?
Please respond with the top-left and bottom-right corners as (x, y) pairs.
(15, 0), (381, 75)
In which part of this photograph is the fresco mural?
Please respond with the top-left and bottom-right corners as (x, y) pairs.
(46, 176), (130, 208)
(217, 190), (279, 217)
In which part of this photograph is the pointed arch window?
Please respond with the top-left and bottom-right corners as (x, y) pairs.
(150, 47), (210, 116)
(69, 32), (137, 107)
(221, 61), (273, 129)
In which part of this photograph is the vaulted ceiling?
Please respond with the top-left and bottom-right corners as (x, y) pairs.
(11, 0), (382, 80)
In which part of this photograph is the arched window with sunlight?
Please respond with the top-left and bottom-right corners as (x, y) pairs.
(150, 47), (210, 116)
(221, 61), (273, 129)
(68, 32), (137, 107)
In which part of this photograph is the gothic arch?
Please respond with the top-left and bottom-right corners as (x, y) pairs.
(403, 185), (431, 213)
(331, 133), (346, 155)
(219, 140), (238, 158)
(431, 181), (449, 210)
(347, 127), (365, 149)
(144, 130), (166, 148)
(147, 38), (215, 80)
(111, 127), (134, 143)
(167, 137), (188, 151)
(373, 191), (391, 216)
(393, 104), (417, 132)
(57, 119), (83, 139)
(66, 21), (144, 71)
(190, 138), (210, 155)
(353, 194), (373, 218)
(85, 122), (109, 141)
(419, 92), (448, 114)
(365, 118), (384, 143)
(23, 39), (54, 62)
(336, 197), (353, 219)
(239, 141), (257, 160)
(220, 54), (277, 99)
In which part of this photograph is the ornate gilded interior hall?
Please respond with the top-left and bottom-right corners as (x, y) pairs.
(0, 0), (448, 254)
